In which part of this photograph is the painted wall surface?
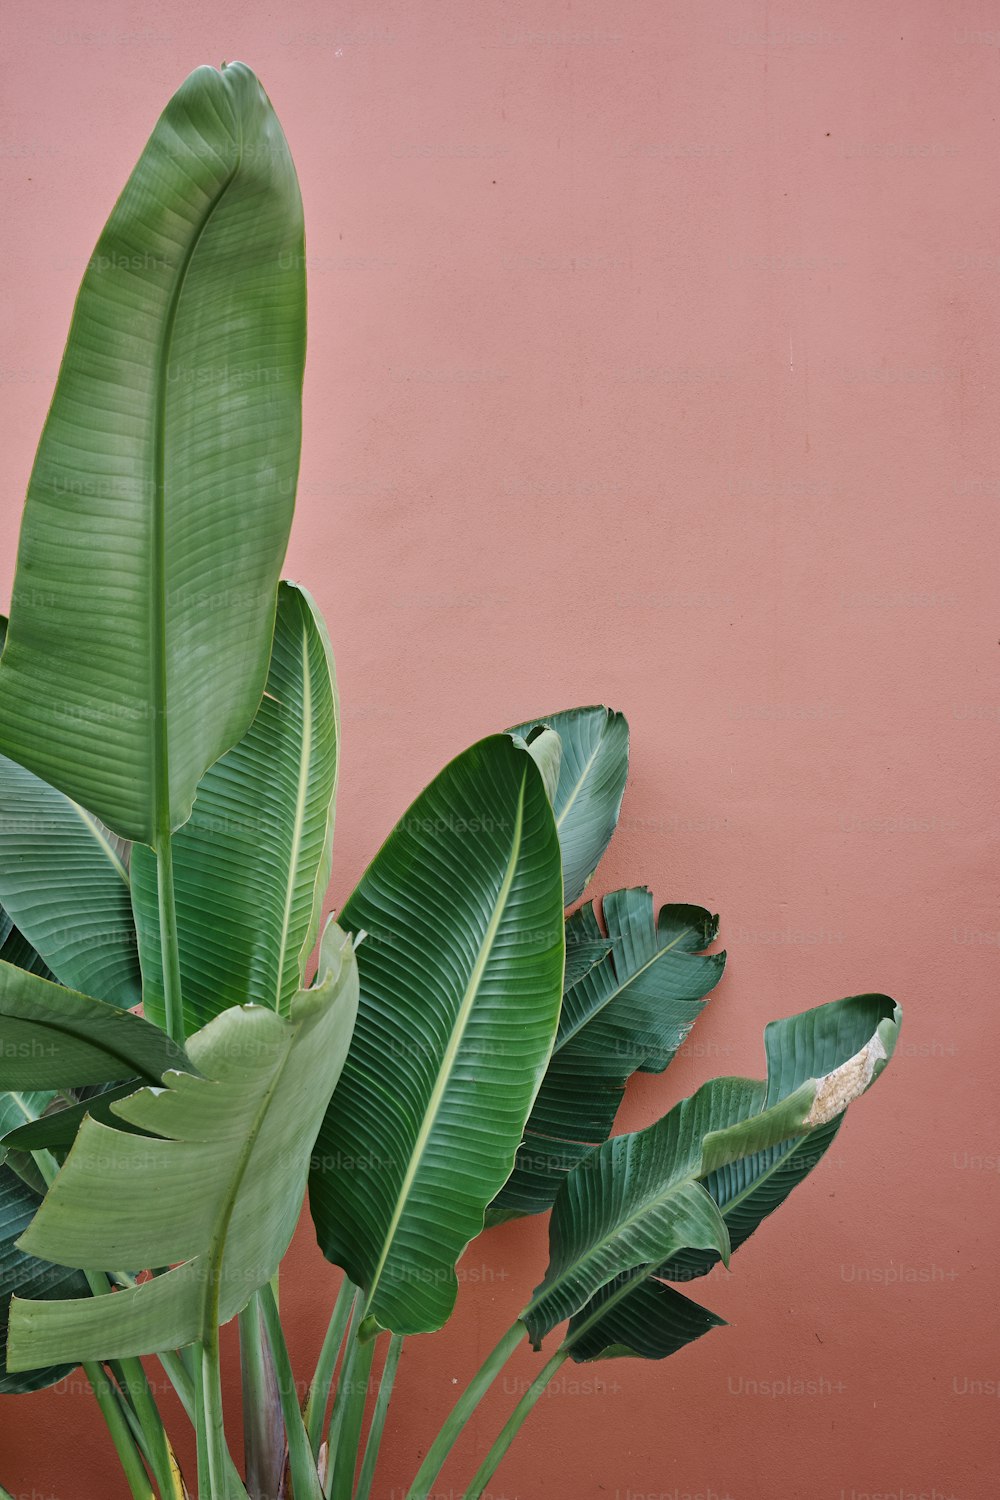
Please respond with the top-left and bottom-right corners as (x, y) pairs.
(0, 2), (997, 1497)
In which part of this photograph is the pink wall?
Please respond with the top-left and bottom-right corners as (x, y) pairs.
(1, 2), (997, 1496)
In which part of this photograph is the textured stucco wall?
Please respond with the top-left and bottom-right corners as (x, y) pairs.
(1, 2), (996, 1497)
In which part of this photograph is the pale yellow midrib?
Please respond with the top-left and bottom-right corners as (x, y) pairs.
(526, 1174), (723, 1322)
(270, 619), (313, 1010)
(556, 922), (701, 1050)
(6, 1091), (42, 1124)
(68, 802), (130, 887)
(197, 1024), (298, 1338)
(555, 734), (603, 830)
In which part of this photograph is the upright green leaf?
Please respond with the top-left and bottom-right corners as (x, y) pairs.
(7, 923), (358, 1367)
(132, 582), (339, 1033)
(0, 616), (140, 1007)
(543, 994), (901, 1360)
(309, 735), (564, 1336)
(525, 994), (900, 1349)
(0, 62), (306, 844)
(489, 890), (724, 1221)
(509, 708), (628, 905)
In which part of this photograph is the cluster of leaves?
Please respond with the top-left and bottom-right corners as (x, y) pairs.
(0, 61), (900, 1500)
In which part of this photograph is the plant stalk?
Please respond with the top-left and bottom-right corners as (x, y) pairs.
(327, 1327), (375, 1500)
(118, 1355), (185, 1499)
(404, 1318), (524, 1500)
(109, 1367), (156, 1469)
(198, 1328), (232, 1500)
(155, 832), (185, 1046)
(257, 1280), (325, 1500)
(462, 1347), (568, 1499)
(81, 1271), (178, 1497)
(239, 1292), (284, 1500)
(354, 1333), (403, 1500)
(84, 1361), (157, 1500)
(192, 1348), (210, 1493)
(324, 1293), (364, 1465)
(305, 1278), (356, 1457)
(162, 1344), (248, 1498)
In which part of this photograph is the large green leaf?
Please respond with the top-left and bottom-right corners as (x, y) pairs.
(0, 1162), (89, 1393)
(525, 993), (901, 1350)
(132, 582), (339, 1033)
(308, 734), (565, 1336)
(6, 923), (357, 1367)
(0, 963), (188, 1092)
(0, 614), (140, 1008)
(0, 62), (306, 845)
(655, 1117), (842, 1295)
(524, 1113), (733, 1347)
(489, 890), (724, 1221)
(660, 997), (889, 1285)
(561, 1126), (843, 1366)
(509, 707), (628, 905)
